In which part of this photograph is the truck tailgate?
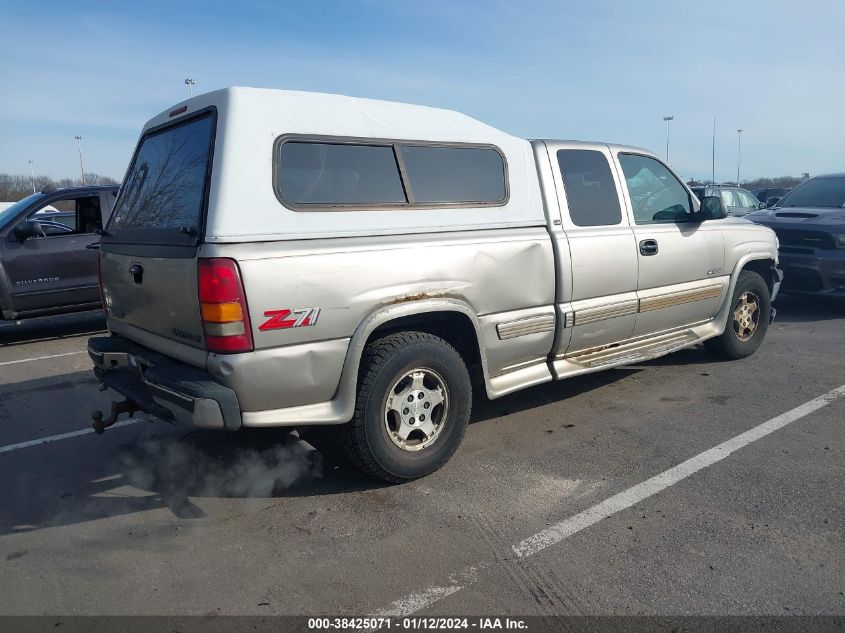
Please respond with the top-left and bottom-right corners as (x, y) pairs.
(101, 250), (206, 359)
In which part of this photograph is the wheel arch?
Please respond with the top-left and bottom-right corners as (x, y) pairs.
(331, 299), (491, 423)
(367, 309), (485, 388)
(741, 257), (778, 296)
(714, 252), (778, 333)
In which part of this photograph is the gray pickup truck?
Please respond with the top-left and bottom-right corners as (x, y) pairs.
(88, 88), (781, 482)
(0, 186), (118, 321)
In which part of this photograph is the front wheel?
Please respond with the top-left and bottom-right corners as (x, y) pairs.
(341, 331), (472, 483)
(704, 270), (771, 360)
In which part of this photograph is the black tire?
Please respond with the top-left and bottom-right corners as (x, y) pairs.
(341, 331), (472, 483)
(704, 270), (771, 360)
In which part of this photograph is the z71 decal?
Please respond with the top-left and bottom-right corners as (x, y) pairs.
(259, 307), (321, 331)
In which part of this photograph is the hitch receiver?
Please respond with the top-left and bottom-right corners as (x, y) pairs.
(92, 399), (137, 434)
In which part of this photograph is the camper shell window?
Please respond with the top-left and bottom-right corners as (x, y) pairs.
(106, 110), (216, 245)
(274, 136), (508, 210)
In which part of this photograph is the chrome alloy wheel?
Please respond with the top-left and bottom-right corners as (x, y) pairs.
(383, 368), (449, 452)
(732, 291), (760, 342)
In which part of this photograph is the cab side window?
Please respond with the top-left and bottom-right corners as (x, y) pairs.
(720, 189), (736, 208)
(24, 195), (102, 237)
(556, 149), (622, 226)
(618, 154), (693, 225)
(736, 189), (757, 208)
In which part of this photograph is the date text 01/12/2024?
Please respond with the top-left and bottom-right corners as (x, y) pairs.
(306, 617), (528, 630)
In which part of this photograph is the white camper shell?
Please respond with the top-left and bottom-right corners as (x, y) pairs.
(139, 87), (547, 242)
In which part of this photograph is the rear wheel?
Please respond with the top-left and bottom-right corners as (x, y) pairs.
(704, 270), (771, 360)
(342, 331), (471, 483)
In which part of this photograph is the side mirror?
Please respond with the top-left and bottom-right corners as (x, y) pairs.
(699, 196), (726, 220)
(766, 197), (781, 208)
(757, 201), (767, 210)
(13, 220), (43, 241)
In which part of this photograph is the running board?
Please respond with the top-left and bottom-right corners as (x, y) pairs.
(564, 329), (700, 369)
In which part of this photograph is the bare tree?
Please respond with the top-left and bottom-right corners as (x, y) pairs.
(740, 175), (808, 190)
(0, 172), (119, 202)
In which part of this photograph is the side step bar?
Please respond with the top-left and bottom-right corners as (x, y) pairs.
(565, 329), (700, 369)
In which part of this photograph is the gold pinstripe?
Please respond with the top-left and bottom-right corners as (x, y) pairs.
(563, 284), (724, 327)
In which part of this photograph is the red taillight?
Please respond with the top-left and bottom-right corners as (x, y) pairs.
(197, 258), (253, 353)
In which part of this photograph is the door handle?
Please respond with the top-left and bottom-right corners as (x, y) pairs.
(639, 239), (659, 256)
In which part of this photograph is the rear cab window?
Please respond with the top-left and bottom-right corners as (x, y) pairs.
(556, 149), (623, 226)
(105, 111), (216, 246)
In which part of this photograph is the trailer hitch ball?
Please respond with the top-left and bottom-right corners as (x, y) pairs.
(92, 399), (137, 435)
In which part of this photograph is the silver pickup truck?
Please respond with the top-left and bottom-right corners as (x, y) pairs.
(88, 88), (781, 482)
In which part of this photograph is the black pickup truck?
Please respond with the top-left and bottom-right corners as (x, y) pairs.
(0, 185), (119, 321)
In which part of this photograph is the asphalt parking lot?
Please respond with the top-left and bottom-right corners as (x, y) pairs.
(0, 296), (842, 617)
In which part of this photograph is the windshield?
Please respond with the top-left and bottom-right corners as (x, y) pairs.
(107, 112), (215, 244)
(0, 192), (43, 229)
(777, 177), (845, 208)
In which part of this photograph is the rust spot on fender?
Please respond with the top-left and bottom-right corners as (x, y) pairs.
(386, 291), (435, 305)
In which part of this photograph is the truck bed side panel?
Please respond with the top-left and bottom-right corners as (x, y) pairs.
(202, 227), (556, 412)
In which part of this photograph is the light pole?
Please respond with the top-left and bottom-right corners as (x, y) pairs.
(28, 160), (35, 194)
(662, 116), (674, 162)
(185, 78), (196, 96)
(74, 135), (86, 185)
(711, 115), (716, 184)
(736, 129), (743, 186)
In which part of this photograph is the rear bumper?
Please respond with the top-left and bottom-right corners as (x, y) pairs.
(88, 336), (242, 431)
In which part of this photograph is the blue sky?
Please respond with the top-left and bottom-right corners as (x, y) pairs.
(0, 0), (841, 183)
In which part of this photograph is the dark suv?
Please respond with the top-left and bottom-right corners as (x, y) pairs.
(752, 187), (791, 207)
(0, 186), (118, 320)
(689, 184), (765, 217)
(747, 174), (845, 297)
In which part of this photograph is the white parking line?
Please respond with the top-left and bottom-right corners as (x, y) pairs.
(373, 383), (845, 617)
(514, 383), (845, 557)
(372, 565), (484, 617)
(373, 586), (464, 617)
(0, 351), (85, 367)
(0, 418), (143, 454)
